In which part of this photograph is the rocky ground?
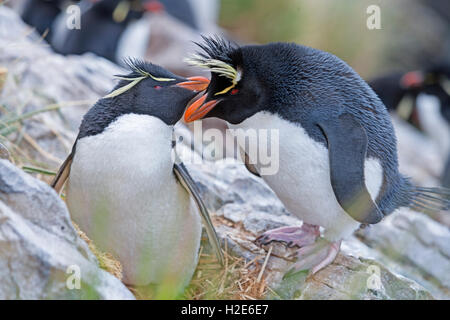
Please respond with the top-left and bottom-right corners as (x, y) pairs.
(0, 6), (449, 299)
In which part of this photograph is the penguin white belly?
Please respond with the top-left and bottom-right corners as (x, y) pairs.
(230, 112), (383, 241)
(66, 114), (201, 288)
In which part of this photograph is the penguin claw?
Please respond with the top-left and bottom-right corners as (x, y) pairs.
(255, 224), (320, 249)
(287, 239), (342, 276)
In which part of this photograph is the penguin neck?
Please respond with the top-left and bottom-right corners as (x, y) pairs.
(74, 113), (176, 188)
(78, 95), (175, 140)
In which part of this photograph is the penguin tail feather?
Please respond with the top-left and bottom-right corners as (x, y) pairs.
(409, 186), (450, 213)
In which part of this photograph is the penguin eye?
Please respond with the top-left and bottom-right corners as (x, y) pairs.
(231, 88), (239, 95)
(154, 85), (162, 89)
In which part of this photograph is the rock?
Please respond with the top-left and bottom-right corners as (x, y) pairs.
(0, 6), (122, 164)
(183, 158), (441, 299)
(271, 255), (433, 300)
(142, 13), (209, 77)
(356, 208), (450, 299)
(0, 160), (134, 299)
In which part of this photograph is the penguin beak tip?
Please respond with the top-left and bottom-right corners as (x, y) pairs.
(184, 95), (219, 122)
(176, 76), (210, 92)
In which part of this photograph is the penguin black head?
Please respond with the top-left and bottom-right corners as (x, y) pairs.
(184, 36), (275, 124)
(78, 59), (209, 139)
(184, 36), (360, 124)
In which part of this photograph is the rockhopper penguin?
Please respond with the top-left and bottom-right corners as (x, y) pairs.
(183, 37), (450, 274)
(51, 0), (200, 63)
(51, 0), (144, 62)
(369, 65), (450, 187)
(51, 60), (222, 295)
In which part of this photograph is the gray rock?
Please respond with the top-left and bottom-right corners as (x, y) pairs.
(0, 160), (91, 256)
(0, 6), (122, 164)
(184, 158), (439, 299)
(0, 160), (134, 299)
(271, 255), (433, 300)
(356, 208), (450, 299)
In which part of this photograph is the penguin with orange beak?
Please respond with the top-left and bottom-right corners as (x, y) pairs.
(369, 65), (450, 187)
(51, 59), (221, 296)
(184, 36), (450, 275)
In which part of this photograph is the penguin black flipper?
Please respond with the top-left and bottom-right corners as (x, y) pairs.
(51, 149), (74, 195)
(173, 157), (224, 266)
(316, 113), (384, 224)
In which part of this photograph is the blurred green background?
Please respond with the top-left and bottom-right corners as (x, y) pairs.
(218, 0), (450, 79)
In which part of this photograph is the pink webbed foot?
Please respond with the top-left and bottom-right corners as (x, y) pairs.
(255, 224), (320, 248)
(288, 239), (342, 275)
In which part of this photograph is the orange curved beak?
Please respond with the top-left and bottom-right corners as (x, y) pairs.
(184, 95), (219, 122)
(176, 76), (210, 92)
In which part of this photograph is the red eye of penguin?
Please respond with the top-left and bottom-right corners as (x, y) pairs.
(231, 88), (239, 95)
(154, 85), (162, 89)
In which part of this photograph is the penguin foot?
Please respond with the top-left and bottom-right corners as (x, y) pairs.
(288, 239), (341, 275)
(255, 224), (320, 248)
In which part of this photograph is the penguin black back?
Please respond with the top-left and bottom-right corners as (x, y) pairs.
(185, 37), (450, 221)
(52, 0), (143, 61)
(20, 0), (64, 39)
(190, 38), (409, 215)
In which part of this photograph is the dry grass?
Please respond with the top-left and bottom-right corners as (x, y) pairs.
(183, 240), (268, 300)
(124, 235), (269, 300)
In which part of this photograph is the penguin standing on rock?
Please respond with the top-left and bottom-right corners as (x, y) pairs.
(183, 37), (450, 274)
(51, 60), (222, 296)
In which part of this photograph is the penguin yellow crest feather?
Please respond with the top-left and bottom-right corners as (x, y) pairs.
(104, 59), (175, 99)
(184, 54), (241, 95)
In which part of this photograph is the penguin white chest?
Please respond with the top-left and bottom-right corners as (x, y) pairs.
(230, 112), (384, 241)
(66, 114), (201, 287)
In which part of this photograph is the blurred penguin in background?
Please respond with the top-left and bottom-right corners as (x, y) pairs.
(51, 0), (145, 62)
(370, 64), (450, 187)
(18, 0), (68, 39)
(50, 0), (220, 64)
